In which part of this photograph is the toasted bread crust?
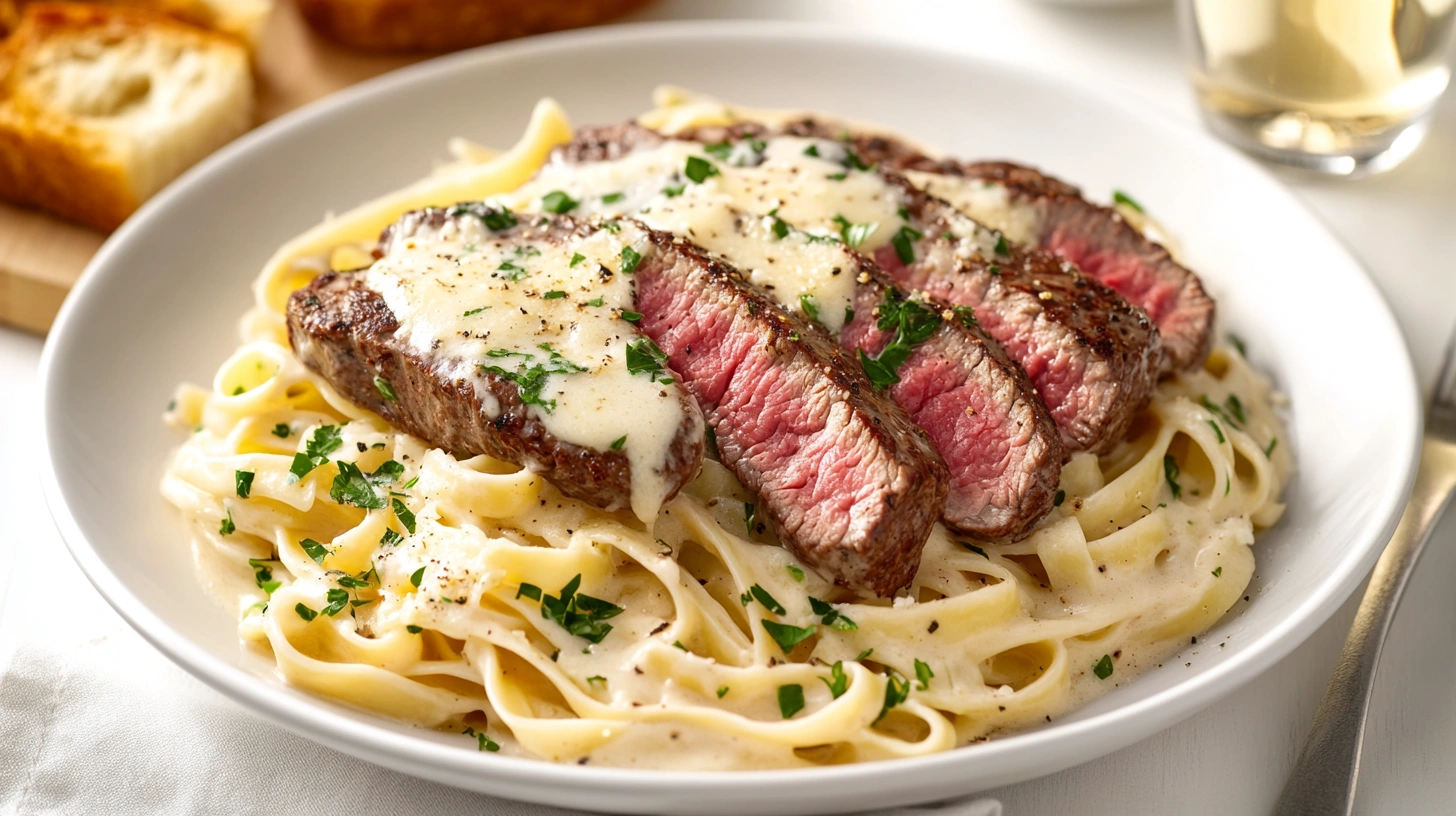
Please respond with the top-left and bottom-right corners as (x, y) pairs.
(0, 3), (251, 231)
(294, 0), (654, 53)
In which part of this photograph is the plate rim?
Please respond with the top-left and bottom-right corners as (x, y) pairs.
(38, 18), (1423, 811)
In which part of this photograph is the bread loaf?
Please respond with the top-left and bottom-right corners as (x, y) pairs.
(0, 0), (272, 46)
(0, 3), (253, 231)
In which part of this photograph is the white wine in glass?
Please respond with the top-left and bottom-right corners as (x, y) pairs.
(1179, 0), (1456, 175)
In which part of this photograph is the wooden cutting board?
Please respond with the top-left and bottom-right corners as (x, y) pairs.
(0, 1), (427, 335)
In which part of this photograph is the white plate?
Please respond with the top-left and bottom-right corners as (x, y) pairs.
(40, 21), (1420, 816)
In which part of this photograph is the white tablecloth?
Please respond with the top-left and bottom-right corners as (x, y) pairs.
(3, 2), (1454, 814)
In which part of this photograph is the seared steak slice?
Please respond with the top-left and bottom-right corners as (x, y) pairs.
(874, 176), (1161, 454)
(841, 280), (1062, 539)
(550, 124), (1062, 539)
(758, 119), (1215, 374)
(632, 228), (948, 594)
(286, 210), (705, 516)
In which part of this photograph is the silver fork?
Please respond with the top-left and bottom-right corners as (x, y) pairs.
(1274, 332), (1456, 816)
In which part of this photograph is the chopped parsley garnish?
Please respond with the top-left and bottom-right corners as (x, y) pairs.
(619, 245), (642, 273)
(1207, 420), (1225, 443)
(481, 343), (589, 413)
(498, 260), (528, 282)
(890, 225), (922, 265)
(602, 220), (621, 233)
(704, 141), (734, 160)
(517, 583), (542, 601)
(857, 290), (941, 389)
(856, 648), (874, 662)
(300, 538), (329, 564)
(601, 192), (625, 204)
(1225, 394), (1247, 424)
(271, 423), (291, 438)
(463, 306), (490, 316)
(705, 425), (719, 458)
(771, 216), (790, 239)
(610, 435), (627, 451)
(569, 252), (586, 267)
(540, 190), (578, 214)
(1163, 454), (1182, 500)
(778, 684), (805, 719)
(761, 620), (816, 652)
(832, 214), (876, 248)
(1093, 654), (1114, 679)
(684, 155), (719, 184)
(625, 337), (673, 384)
(542, 290), (567, 300)
(826, 171), (848, 181)
(994, 234), (1010, 256)
(661, 183), (685, 198)
(461, 726), (500, 752)
(845, 306), (855, 325)
(877, 672), (910, 723)
(289, 424), (344, 482)
(803, 144), (820, 157)
(914, 659), (934, 690)
(218, 510), (235, 536)
(1112, 190), (1144, 213)
(232, 385), (245, 395)
(368, 460), (404, 484)
(1199, 394), (1243, 430)
(529, 574), (624, 644)
(248, 559), (280, 594)
(295, 603), (318, 622)
(717, 685), (730, 699)
(799, 294), (820, 322)
(322, 588), (349, 617)
(337, 574), (371, 589)
(787, 565), (805, 582)
(823, 661), (848, 698)
(373, 376), (397, 401)
(446, 202), (517, 231)
(388, 499), (416, 536)
(330, 461), (387, 509)
(743, 501), (756, 536)
(1213, 566), (1224, 577)
(1053, 490), (1065, 507)
(1227, 332), (1247, 357)
(673, 640), (687, 650)
(841, 147), (873, 171)
(619, 309), (642, 323)
(748, 584), (786, 615)
(585, 297), (604, 307)
(406, 624), (422, 634)
(1265, 437), (1279, 457)
(235, 470), (254, 498)
(409, 566), (425, 588)
(808, 596), (857, 630)
(960, 541), (989, 558)
(586, 675), (607, 687)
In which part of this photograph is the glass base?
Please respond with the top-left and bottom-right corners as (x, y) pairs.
(1198, 107), (1433, 177)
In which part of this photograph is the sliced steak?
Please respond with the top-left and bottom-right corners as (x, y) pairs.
(841, 281), (1062, 539)
(874, 176), (1161, 454)
(631, 227), (948, 594)
(673, 121), (1160, 453)
(755, 119), (1215, 374)
(550, 124), (1063, 539)
(286, 209), (705, 516)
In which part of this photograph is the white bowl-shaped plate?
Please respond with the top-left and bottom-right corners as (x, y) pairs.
(41, 21), (1420, 816)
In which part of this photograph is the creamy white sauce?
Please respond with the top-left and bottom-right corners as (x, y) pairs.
(364, 217), (691, 522)
(901, 170), (1042, 245)
(510, 136), (909, 333)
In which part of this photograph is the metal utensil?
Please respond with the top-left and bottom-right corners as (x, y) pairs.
(1274, 333), (1456, 816)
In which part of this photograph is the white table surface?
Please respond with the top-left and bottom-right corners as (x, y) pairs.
(3, 1), (1454, 813)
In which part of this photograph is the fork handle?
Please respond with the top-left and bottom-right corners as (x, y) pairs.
(1274, 435), (1456, 816)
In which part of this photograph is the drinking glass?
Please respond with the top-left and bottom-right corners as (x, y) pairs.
(1177, 0), (1456, 175)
